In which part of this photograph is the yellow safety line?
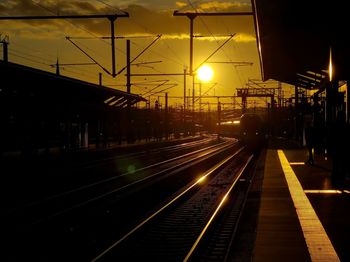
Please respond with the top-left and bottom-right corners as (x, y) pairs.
(278, 150), (340, 262)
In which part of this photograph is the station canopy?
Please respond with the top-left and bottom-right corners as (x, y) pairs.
(0, 60), (146, 109)
(252, 0), (350, 89)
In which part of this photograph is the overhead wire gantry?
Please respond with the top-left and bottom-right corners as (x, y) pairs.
(0, 13), (129, 77)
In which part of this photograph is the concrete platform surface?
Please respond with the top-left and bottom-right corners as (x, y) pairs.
(253, 138), (350, 261)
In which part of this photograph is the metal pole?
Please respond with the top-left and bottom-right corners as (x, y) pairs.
(110, 17), (117, 77)
(184, 68), (187, 113)
(192, 76), (195, 114)
(173, 11), (253, 75)
(188, 88), (191, 111)
(165, 92), (169, 139)
(192, 76), (195, 135)
(99, 72), (102, 86)
(126, 39), (131, 143)
(126, 39), (131, 94)
(165, 92), (168, 112)
(199, 82), (202, 123)
(217, 101), (221, 140)
(189, 16), (194, 75)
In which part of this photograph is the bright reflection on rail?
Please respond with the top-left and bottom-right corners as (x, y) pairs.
(91, 146), (245, 262)
(289, 162), (305, 166)
(184, 154), (253, 262)
(197, 176), (206, 184)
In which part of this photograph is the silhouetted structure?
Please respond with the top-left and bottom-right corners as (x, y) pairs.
(0, 61), (145, 158)
(253, 0), (350, 187)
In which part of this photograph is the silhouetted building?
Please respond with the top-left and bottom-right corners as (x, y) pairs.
(0, 60), (145, 157)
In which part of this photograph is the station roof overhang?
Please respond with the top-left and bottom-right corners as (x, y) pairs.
(252, 0), (350, 89)
(0, 60), (146, 109)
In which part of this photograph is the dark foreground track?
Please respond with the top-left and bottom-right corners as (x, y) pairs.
(92, 148), (255, 261)
(2, 136), (260, 262)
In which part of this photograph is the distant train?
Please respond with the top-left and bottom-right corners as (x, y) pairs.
(239, 113), (267, 150)
(219, 113), (267, 152)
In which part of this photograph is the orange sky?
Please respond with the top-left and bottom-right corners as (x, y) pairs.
(0, 0), (294, 108)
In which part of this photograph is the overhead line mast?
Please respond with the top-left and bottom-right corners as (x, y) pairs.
(173, 11), (253, 76)
(0, 13), (129, 77)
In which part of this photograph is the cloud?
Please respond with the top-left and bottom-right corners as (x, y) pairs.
(234, 33), (255, 42)
(114, 4), (254, 38)
(176, 1), (251, 12)
(176, 2), (188, 8)
(0, 1), (261, 99)
(198, 1), (251, 12)
(160, 34), (255, 43)
(0, 1), (255, 42)
(70, 2), (99, 13)
(0, 4), (7, 13)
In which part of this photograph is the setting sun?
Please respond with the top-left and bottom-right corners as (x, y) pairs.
(197, 65), (214, 82)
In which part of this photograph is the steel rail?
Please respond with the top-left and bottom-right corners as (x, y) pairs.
(91, 146), (245, 262)
(42, 139), (232, 202)
(75, 136), (215, 169)
(34, 141), (236, 223)
(11, 137), (222, 214)
(184, 154), (254, 261)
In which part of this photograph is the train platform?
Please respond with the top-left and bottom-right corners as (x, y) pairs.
(252, 137), (350, 262)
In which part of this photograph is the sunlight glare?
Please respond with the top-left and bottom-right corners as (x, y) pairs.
(197, 176), (206, 183)
(197, 65), (214, 82)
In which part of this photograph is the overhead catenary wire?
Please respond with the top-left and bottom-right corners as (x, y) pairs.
(141, 80), (169, 96)
(26, 0), (127, 77)
(70, 38), (111, 61)
(94, 0), (197, 97)
(93, 1), (190, 85)
(186, 0), (249, 88)
(30, 0), (115, 48)
(208, 0), (251, 86)
(9, 52), (51, 67)
(147, 84), (178, 96)
(95, 0), (186, 67)
(11, 40), (57, 61)
(10, 39), (111, 82)
(116, 35), (162, 76)
(66, 37), (111, 75)
(5, 0), (259, 102)
(9, 48), (53, 65)
(194, 34), (235, 72)
(8, 50), (98, 80)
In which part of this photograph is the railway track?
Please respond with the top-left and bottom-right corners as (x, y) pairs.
(75, 136), (216, 169)
(3, 138), (236, 223)
(2, 136), (218, 208)
(3, 137), (250, 261)
(91, 148), (254, 261)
